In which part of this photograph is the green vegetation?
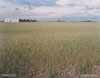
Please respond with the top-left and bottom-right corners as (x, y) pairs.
(0, 22), (100, 78)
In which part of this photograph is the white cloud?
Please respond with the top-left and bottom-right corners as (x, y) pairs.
(56, 0), (100, 8)
(56, 0), (81, 6)
(83, 0), (100, 7)
(56, 0), (72, 6)
(32, 6), (85, 18)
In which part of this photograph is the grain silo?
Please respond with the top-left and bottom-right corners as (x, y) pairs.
(5, 18), (19, 22)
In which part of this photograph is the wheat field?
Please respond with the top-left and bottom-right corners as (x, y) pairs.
(0, 22), (100, 78)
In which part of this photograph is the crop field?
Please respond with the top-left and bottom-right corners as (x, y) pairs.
(0, 22), (100, 78)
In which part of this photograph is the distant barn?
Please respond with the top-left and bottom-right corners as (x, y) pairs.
(5, 18), (19, 22)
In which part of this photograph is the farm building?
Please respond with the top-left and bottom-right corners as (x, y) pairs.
(5, 18), (19, 22)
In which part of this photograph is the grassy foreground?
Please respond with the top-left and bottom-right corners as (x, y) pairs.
(0, 22), (100, 78)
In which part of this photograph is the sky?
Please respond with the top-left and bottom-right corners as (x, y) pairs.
(0, 0), (100, 21)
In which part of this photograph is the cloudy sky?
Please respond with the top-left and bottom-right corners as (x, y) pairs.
(0, 0), (100, 21)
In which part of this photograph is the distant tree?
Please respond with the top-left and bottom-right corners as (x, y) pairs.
(57, 20), (64, 22)
(19, 19), (37, 22)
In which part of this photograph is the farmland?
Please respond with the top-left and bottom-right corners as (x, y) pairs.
(0, 22), (100, 78)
